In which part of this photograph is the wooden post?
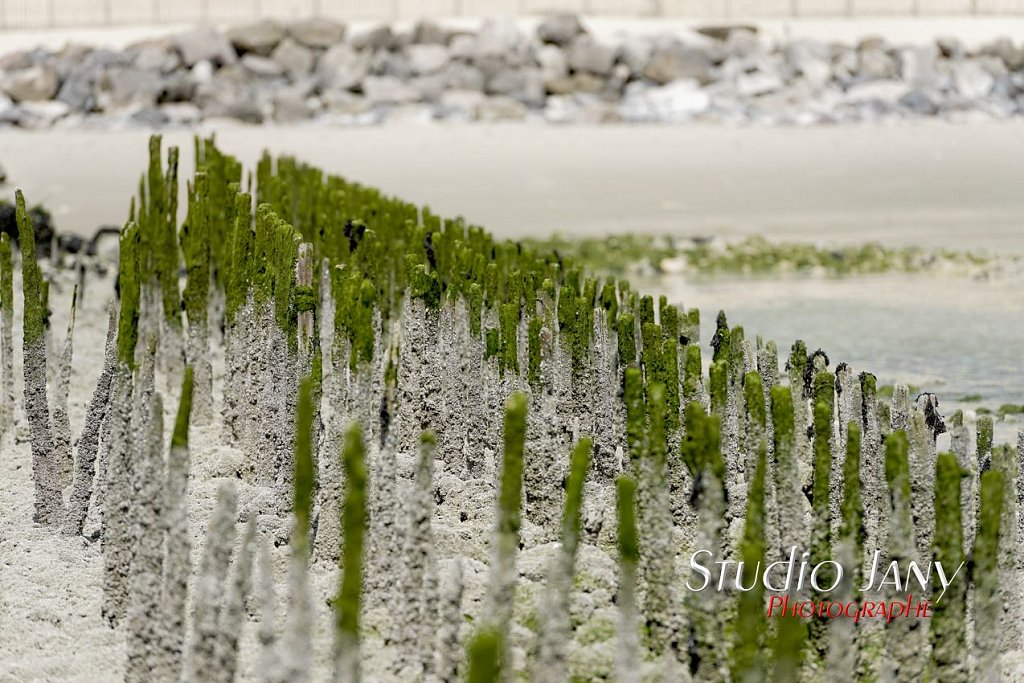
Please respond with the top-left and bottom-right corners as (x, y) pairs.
(296, 243), (315, 365)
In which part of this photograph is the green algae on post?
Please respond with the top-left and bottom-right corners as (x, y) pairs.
(16, 189), (61, 525)
(336, 423), (368, 683)
(931, 452), (967, 681)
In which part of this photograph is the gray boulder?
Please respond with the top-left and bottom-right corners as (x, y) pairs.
(174, 27), (236, 67)
(643, 45), (712, 85)
(100, 67), (163, 108)
(406, 44), (450, 75)
(362, 76), (420, 105)
(953, 60), (995, 99)
(567, 37), (616, 76)
(130, 43), (181, 73)
(317, 44), (369, 91)
(546, 72), (605, 96)
(241, 54), (286, 78)
(412, 19), (450, 45)
(857, 45), (898, 81)
(537, 14), (585, 47)
(351, 25), (395, 52)
(227, 19), (285, 56)
(898, 89), (939, 115)
(439, 62), (486, 91)
(476, 17), (522, 59)
(982, 38), (1024, 71)
(1, 66), (60, 102)
(477, 95), (528, 121)
(271, 38), (315, 78)
(536, 44), (568, 82)
(287, 17), (346, 49)
(273, 87), (315, 122)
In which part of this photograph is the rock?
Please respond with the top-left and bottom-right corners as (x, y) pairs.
(130, 106), (169, 127)
(406, 44), (450, 75)
(536, 44), (568, 82)
(227, 19), (285, 56)
(351, 25), (395, 52)
(619, 79), (709, 122)
(723, 28), (762, 60)
(174, 27), (236, 67)
(695, 24), (758, 42)
(440, 62), (485, 91)
(0, 50), (36, 72)
(271, 38), (315, 78)
(437, 89), (485, 120)
(487, 68), (544, 105)
(476, 17), (522, 59)
(736, 70), (783, 97)
(843, 80), (908, 103)
(287, 17), (346, 49)
(982, 38), (1024, 71)
(546, 73), (605, 96)
(130, 43), (181, 73)
(567, 37), (617, 76)
(362, 76), (420, 105)
(160, 102), (202, 125)
(857, 45), (898, 80)
(619, 36), (653, 75)
(786, 40), (831, 87)
(898, 89), (939, 115)
(936, 36), (965, 60)
(273, 88), (315, 122)
(2, 66), (60, 102)
(953, 60), (995, 99)
(412, 19), (449, 45)
(100, 67), (162, 108)
(219, 101), (264, 124)
(317, 44), (368, 90)
(241, 54), (285, 78)
(537, 14), (585, 47)
(899, 44), (938, 85)
(476, 95), (528, 121)
(159, 71), (196, 102)
(448, 34), (476, 60)
(643, 45), (712, 85)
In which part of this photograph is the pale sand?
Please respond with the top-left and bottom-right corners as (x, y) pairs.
(3, 121), (1024, 250)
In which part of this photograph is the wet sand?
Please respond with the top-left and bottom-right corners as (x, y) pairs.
(3, 121), (1024, 250)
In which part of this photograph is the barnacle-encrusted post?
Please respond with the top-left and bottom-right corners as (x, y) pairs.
(125, 391), (165, 683)
(218, 517), (257, 683)
(184, 482), (239, 683)
(256, 539), (282, 683)
(395, 431), (440, 679)
(729, 405), (768, 683)
(482, 392), (527, 677)
(53, 285), (77, 486)
(949, 410), (975, 556)
(993, 431), (1023, 655)
(283, 377), (316, 683)
(0, 233), (14, 435)
(436, 559), (464, 683)
(63, 301), (118, 536)
(335, 423), (368, 683)
(615, 475), (641, 683)
(827, 422), (862, 677)
(931, 452), (967, 681)
(155, 367), (193, 681)
(16, 190), (61, 524)
(881, 431), (926, 679)
(534, 437), (593, 683)
(182, 171), (213, 424)
(973, 469), (1004, 682)
(770, 384), (806, 681)
(102, 221), (142, 627)
(637, 382), (676, 656)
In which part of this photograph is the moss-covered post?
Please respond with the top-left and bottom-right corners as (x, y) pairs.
(931, 452), (967, 682)
(336, 423), (368, 683)
(770, 385), (806, 681)
(16, 190), (61, 524)
(730, 414), (768, 682)
(827, 422), (863, 676)
(466, 629), (502, 683)
(182, 171), (213, 424)
(973, 469), (1004, 682)
(808, 371), (834, 662)
(0, 233), (13, 435)
(283, 377), (315, 683)
(482, 392), (527, 679)
(534, 437), (593, 683)
(155, 367), (193, 681)
(615, 475), (641, 683)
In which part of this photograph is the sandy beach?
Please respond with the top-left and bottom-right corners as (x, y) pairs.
(3, 121), (1024, 249)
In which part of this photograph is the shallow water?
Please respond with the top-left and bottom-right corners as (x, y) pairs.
(640, 272), (1024, 442)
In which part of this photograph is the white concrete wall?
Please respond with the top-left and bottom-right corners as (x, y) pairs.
(1, 0), (1023, 29)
